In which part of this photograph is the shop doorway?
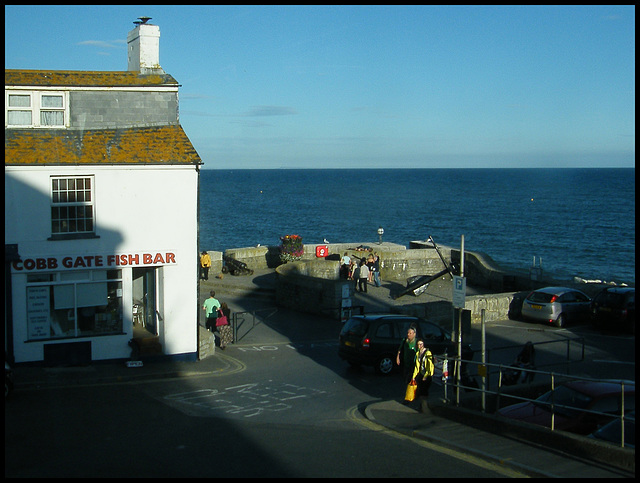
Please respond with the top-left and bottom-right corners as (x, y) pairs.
(132, 267), (162, 355)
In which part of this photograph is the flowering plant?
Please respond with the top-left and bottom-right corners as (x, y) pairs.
(279, 234), (304, 262)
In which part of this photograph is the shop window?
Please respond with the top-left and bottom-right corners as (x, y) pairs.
(50, 176), (96, 239)
(26, 270), (123, 340)
(6, 91), (67, 128)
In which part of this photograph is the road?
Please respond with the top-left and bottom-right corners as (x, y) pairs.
(6, 342), (522, 477)
(5, 310), (633, 477)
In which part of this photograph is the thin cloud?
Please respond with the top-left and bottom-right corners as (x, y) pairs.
(244, 106), (297, 117)
(77, 39), (126, 49)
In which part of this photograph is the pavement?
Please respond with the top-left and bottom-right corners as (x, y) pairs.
(8, 268), (634, 478)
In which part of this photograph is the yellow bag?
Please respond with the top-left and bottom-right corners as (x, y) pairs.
(404, 380), (417, 402)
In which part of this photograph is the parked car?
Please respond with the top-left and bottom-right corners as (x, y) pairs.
(588, 410), (635, 448)
(496, 380), (635, 435)
(520, 286), (591, 327)
(590, 287), (635, 334)
(338, 313), (473, 375)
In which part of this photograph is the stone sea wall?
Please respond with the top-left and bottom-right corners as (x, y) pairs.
(203, 241), (535, 323)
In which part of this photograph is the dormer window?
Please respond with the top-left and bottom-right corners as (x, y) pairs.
(6, 91), (68, 128)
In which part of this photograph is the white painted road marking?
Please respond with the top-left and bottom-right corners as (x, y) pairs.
(163, 381), (327, 418)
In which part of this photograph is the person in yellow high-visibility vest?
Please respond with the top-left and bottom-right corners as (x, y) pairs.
(411, 339), (435, 411)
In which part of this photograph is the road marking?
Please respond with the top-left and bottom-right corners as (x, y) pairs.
(163, 381), (327, 418)
(346, 406), (529, 478)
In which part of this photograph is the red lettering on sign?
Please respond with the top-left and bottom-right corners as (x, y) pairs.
(166, 252), (176, 263)
(153, 253), (165, 264)
(143, 253), (153, 264)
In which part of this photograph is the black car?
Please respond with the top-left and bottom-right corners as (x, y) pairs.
(338, 313), (473, 375)
(590, 287), (635, 333)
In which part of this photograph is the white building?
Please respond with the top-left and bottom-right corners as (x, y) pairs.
(4, 18), (203, 365)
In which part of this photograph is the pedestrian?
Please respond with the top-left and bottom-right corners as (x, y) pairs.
(371, 253), (381, 287)
(412, 339), (435, 411)
(348, 259), (357, 280)
(216, 302), (233, 350)
(357, 258), (369, 293)
(396, 325), (418, 404)
(366, 254), (374, 283)
(202, 290), (220, 331)
(515, 341), (536, 383)
(340, 252), (351, 279)
(200, 250), (212, 281)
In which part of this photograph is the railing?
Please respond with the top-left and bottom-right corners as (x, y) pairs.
(442, 356), (635, 448)
(231, 308), (278, 343)
(482, 336), (586, 385)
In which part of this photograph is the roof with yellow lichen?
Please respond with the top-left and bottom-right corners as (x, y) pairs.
(5, 126), (201, 166)
(5, 69), (179, 88)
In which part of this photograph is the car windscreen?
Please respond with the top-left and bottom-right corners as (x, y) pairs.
(534, 385), (593, 417)
(340, 318), (369, 337)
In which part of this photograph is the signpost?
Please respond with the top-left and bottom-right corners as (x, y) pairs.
(452, 275), (466, 309)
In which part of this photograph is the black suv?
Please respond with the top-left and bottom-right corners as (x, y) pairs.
(338, 313), (473, 375)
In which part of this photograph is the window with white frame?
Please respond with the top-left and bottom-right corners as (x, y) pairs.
(51, 176), (95, 238)
(26, 270), (123, 340)
(6, 91), (67, 127)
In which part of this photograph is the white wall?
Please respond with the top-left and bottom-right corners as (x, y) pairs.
(5, 164), (199, 362)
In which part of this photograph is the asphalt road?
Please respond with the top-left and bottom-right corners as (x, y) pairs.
(5, 276), (634, 478)
(5, 338), (524, 477)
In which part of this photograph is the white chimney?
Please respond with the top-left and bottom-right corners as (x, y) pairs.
(127, 17), (162, 73)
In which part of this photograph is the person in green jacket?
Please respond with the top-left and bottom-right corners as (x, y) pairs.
(396, 325), (418, 404)
(202, 290), (221, 331)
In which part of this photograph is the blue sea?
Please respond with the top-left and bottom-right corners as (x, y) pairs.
(199, 168), (635, 285)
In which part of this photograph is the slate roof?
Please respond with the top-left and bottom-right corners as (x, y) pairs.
(5, 69), (179, 87)
(5, 69), (201, 166)
(5, 126), (201, 166)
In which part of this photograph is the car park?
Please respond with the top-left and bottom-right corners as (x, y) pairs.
(520, 286), (591, 327)
(590, 287), (635, 334)
(338, 313), (473, 375)
(496, 380), (635, 435)
(588, 410), (635, 448)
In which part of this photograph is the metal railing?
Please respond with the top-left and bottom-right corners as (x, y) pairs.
(442, 356), (635, 448)
(231, 308), (278, 343)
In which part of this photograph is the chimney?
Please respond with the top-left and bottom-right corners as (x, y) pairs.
(127, 17), (162, 73)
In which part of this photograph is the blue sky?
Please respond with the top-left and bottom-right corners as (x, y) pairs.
(5, 5), (635, 169)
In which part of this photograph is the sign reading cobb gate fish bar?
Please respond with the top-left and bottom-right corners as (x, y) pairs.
(11, 252), (177, 272)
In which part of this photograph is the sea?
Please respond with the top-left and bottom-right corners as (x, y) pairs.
(199, 168), (635, 285)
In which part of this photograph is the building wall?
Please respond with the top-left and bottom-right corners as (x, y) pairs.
(69, 90), (178, 130)
(5, 164), (199, 363)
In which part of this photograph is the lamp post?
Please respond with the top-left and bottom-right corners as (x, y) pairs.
(377, 226), (384, 245)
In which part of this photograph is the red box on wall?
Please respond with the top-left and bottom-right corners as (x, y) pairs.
(316, 245), (328, 257)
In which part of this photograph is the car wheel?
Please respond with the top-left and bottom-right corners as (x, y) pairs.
(375, 356), (394, 375)
(555, 313), (566, 328)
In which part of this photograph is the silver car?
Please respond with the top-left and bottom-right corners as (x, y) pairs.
(521, 286), (591, 327)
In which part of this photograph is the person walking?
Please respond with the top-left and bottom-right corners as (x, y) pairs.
(200, 250), (212, 281)
(412, 339), (435, 411)
(216, 302), (233, 350)
(357, 258), (369, 293)
(371, 253), (381, 287)
(340, 252), (351, 279)
(396, 325), (418, 404)
(366, 254), (374, 283)
(202, 290), (220, 331)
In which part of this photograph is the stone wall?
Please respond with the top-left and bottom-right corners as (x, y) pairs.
(275, 261), (351, 319)
(214, 242), (560, 325)
(198, 325), (215, 360)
